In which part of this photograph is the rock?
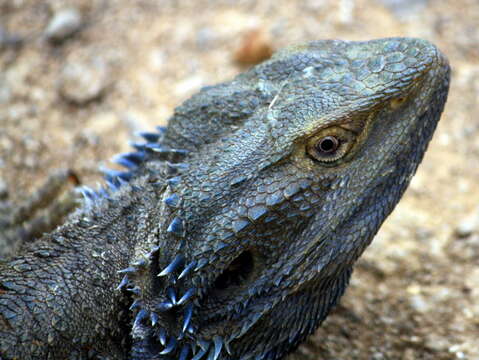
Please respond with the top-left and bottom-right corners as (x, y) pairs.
(58, 57), (112, 105)
(455, 208), (479, 238)
(234, 29), (274, 66)
(45, 8), (83, 43)
(0, 26), (23, 50)
(0, 179), (8, 200)
(409, 294), (431, 313)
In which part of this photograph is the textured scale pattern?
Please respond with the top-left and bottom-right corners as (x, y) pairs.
(0, 38), (450, 360)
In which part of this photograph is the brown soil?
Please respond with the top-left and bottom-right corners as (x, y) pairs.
(1, 1), (478, 359)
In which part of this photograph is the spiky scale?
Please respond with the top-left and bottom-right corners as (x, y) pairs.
(116, 275), (129, 290)
(133, 309), (148, 328)
(166, 217), (184, 236)
(117, 177), (129, 186)
(138, 131), (161, 142)
(212, 336), (223, 360)
(79, 187), (98, 201)
(178, 260), (197, 280)
(129, 142), (146, 151)
(117, 266), (136, 274)
(150, 312), (159, 327)
(195, 258), (208, 272)
(159, 337), (177, 355)
(147, 245), (161, 258)
(164, 193), (180, 207)
(157, 301), (174, 312)
(106, 179), (120, 191)
(158, 254), (184, 277)
(224, 341), (233, 355)
(158, 328), (167, 346)
(129, 299), (142, 311)
(178, 287), (195, 305)
(166, 287), (177, 305)
(127, 286), (140, 295)
(182, 303), (193, 333)
(112, 152), (145, 169)
(132, 259), (146, 267)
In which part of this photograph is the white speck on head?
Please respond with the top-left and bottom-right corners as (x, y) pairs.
(302, 66), (315, 78)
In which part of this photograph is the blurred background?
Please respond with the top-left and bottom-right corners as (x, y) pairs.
(1, 0), (478, 359)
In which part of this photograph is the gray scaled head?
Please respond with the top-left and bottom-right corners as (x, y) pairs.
(130, 37), (450, 360)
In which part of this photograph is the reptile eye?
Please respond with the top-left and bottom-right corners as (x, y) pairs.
(316, 136), (339, 154)
(306, 127), (356, 164)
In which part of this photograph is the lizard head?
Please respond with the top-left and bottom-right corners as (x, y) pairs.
(122, 38), (450, 359)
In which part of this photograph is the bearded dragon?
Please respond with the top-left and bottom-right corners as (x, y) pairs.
(0, 37), (450, 360)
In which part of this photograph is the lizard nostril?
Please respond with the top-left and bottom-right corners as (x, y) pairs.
(213, 250), (255, 291)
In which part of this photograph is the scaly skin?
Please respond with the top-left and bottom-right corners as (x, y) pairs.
(0, 38), (450, 360)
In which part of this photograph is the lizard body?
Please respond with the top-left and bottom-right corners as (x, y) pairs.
(0, 37), (450, 360)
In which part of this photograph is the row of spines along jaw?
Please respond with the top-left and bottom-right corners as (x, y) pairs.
(102, 128), (228, 359)
(81, 127), (310, 360)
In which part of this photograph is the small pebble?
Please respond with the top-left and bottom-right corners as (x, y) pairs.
(455, 208), (479, 238)
(234, 29), (274, 66)
(58, 57), (111, 105)
(0, 26), (23, 49)
(0, 179), (8, 200)
(45, 8), (83, 43)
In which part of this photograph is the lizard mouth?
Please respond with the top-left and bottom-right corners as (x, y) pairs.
(194, 249), (264, 337)
(201, 250), (256, 316)
(212, 250), (255, 297)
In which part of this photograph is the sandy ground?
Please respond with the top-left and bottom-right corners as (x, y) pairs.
(1, 0), (478, 359)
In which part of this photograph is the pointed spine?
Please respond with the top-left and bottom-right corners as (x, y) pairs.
(178, 260), (197, 280)
(167, 217), (184, 236)
(164, 193), (180, 207)
(159, 337), (177, 355)
(158, 328), (167, 346)
(158, 254), (184, 277)
(116, 275), (129, 290)
(133, 309), (148, 328)
(212, 336), (223, 360)
(167, 287), (177, 305)
(178, 287), (196, 305)
(182, 303), (193, 333)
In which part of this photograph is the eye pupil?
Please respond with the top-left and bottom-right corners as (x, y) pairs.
(316, 136), (339, 154)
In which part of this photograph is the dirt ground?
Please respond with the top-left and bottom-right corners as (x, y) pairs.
(1, 0), (478, 359)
